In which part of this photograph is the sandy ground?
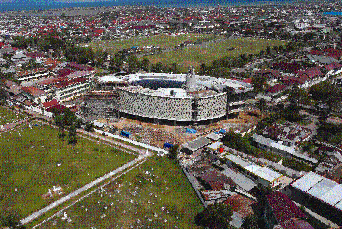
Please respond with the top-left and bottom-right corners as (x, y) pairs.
(101, 110), (262, 148)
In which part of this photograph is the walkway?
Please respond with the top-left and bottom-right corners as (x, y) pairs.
(21, 153), (150, 225)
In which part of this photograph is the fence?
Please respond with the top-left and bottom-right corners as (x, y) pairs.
(93, 129), (168, 156)
(181, 166), (207, 208)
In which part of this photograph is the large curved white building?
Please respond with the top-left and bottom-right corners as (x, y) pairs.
(81, 71), (253, 123)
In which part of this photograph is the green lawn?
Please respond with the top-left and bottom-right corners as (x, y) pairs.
(0, 106), (26, 125)
(0, 122), (136, 218)
(145, 38), (286, 71)
(87, 33), (217, 54)
(39, 156), (203, 229)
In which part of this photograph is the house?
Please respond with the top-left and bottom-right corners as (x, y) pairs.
(21, 86), (47, 103)
(224, 194), (256, 218)
(181, 136), (212, 155)
(224, 154), (290, 189)
(289, 172), (342, 224)
(11, 51), (31, 65)
(263, 191), (312, 229)
(52, 77), (91, 102)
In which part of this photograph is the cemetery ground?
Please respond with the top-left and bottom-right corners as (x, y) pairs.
(145, 37), (286, 71)
(86, 33), (217, 54)
(39, 155), (204, 229)
(0, 106), (26, 125)
(0, 121), (136, 219)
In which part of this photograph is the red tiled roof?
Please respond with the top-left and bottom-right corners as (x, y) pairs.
(53, 77), (88, 89)
(46, 104), (67, 113)
(267, 84), (287, 94)
(282, 218), (314, 229)
(224, 194), (255, 218)
(42, 99), (59, 108)
(57, 68), (75, 78)
(243, 78), (252, 84)
(267, 192), (307, 225)
(325, 62), (342, 71)
(37, 77), (59, 86)
(21, 86), (46, 97)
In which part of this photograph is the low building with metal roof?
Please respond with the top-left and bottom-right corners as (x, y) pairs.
(291, 172), (342, 211)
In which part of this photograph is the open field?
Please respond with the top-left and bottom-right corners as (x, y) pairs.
(39, 156), (203, 229)
(0, 122), (136, 218)
(145, 38), (286, 71)
(86, 33), (217, 54)
(0, 106), (26, 125)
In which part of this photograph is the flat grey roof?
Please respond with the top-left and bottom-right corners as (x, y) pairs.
(291, 172), (324, 192)
(183, 137), (212, 152)
(292, 172), (342, 209)
(222, 168), (257, 191)
(307, 178), (337, 199)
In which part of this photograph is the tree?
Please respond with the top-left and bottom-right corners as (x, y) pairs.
(242, 215), (259, 229)
(199, 63), (208, 75)
(68, 124), (77, 144)
(309, 81), (341, 112)
(251, 75), (267, 94)
(151, 62), (165, 73)
(54, 114), (65, 139)
(194, 203), (233, 229)
(169, 63), (181, 74)
(288, 86), (310, 106)
(85, 122), (94, 132)
(0, 87), (8, 105)
(257, 98), (267, 113)
(127, 55), (140, 73)
(0, 210), (26, 228)
(141, 58), (150, 72)
(168, 144), (179, 160)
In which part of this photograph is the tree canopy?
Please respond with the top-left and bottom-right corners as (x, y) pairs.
(194, 203), (233, 229)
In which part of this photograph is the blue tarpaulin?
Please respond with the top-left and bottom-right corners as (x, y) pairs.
(219, 129), (226, 134)
(120, 131), (131, 138)
(164, 142), (174, 148)
(186, 128), (197, 134)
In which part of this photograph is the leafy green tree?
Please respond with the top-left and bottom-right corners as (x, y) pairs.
(127, 55), (140, 73)
(288, 85), (311, 106)
(242, 214), (259, 229)
(194, 203), (233, 229)
(0, 210), (26, 228)
(257, 98), (267, 113)
(168, 144), (179, 160)
(151, 62), (165, 73)
(68, 124), (77, 145)
(251, 75), (267, 94)
(169, 63), (181, 74)
(141, 58), (150, 72)
(199, 63), (208, 75)
(309, 81), (341, 111)
(85, 122), (94, 132)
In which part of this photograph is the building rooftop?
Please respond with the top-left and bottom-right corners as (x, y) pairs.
(98, 74), (124, 83)
(183, 136), (212, 152)
(291, 172), (342, 211)
(267, 191), (307, 226)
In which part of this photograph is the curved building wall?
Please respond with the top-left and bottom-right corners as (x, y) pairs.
(196, 93), (227, 121)
(117, 89), (193, 121)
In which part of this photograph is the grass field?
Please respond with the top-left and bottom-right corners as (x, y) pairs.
(40, 156), (203, 229)
(86, 33), (217, 54)
(0, 122), (136, 218)
(0, 106), (26, 125)
(145, 38), (286, 71)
